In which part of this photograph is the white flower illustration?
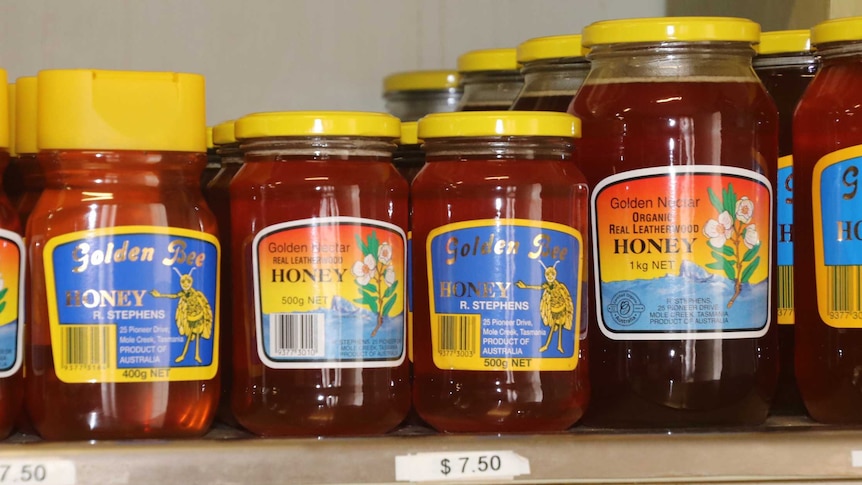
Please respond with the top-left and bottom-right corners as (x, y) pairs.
(351, 254), (378, 286)
(704, 210), (734, 248)
(743, 225), (760, 249)
(0, 274), (5, 292)
(377, 242), (393, 265)
(735, 196), (754, 224)
(384, 266), (396, 286)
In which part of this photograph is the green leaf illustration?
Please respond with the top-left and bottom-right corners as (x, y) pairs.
(367, 232), (380, 260)
(708, 187), (723, 212)
(355, 234), (369, 255)
(382, 295), (396, 318)
(706, 261), (725, 271)
(723, 259), (736, 281)
(364, 283), (378, 294)
(0, 288), (8, 300)
(383, 280), (399, 299)
(742, 243), (760, 262)
(710, 250), (730, 263)
(353, 297), (366, 305)
(725, 184), (737, 216)
(0, 302), (7, 314)
(741, 256), (760, 283)
(363, 294), (377, 307)
(721, 245), (735, 257)
(368, 299), (379, 314)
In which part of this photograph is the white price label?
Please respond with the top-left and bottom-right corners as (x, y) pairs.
(395, 450), (530, 482)
(0, 460), (76, 485)
(852, 450), (862, 467)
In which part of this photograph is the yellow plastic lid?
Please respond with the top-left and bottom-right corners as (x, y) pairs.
(400, 121), (419, 145)
(583, 17), (760, 47)
(236, 111), (400, 139)
(213, 120), (237, 145)
(758, 30), (811, 54)
(206, 126), (214, 149)
(812, 16), (862, 45)
(517, 34), (586, 63)
(457, 48), (519, 72)
(37, 69), (206, 152)
(15, 76), (37, 155)
(0, 70), (8, 149)
(383, 70), (460, 93)
(418, 111), (580, 139)
(7, 83), (15, 156)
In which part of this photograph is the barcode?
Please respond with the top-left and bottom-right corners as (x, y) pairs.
(778, 265), (794, 310)
(437, 314), (479, 353)
(827, 266), (862, 312)
(270, 313), (325, 358)
(62, 325), (109, 368)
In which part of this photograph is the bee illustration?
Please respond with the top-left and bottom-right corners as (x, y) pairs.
(151, 267), (213, 364)
(515, 260), (574, 353)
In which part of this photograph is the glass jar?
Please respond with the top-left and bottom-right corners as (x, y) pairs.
(383, 70), (461, 122)
(570, 17), (778, 427)
(205, 120), (242, 426)
(13, 76), (44, 225)
(230, 111), (410, 436)
(456, 48), (523, 111)
(754, 29), (816, 415)
(0, 68), (25, 439)
(412, 111), (589, 432)
(793, 16), (862, 423)
(511, 34), (590, 112)
(27, 69), (219, 440)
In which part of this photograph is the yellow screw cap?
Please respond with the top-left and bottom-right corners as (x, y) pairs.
(213, 120), (237, 145)
(812, 16), (862, 45)
(583, 17), (760, 47)
(383, 70), (460, 93)
(236, 111), (400, 139)
(457, 48), (519, 72)
(517, 34), (586, 63)
(0, 70), (8, 150)
(7, 83), (15, 156)
(418, 111), (580, 139)
(400, 121), (419, 145)
(758, 30), (811, 55)
(15, 76), (37, 155)
(38, 69), (206, 152)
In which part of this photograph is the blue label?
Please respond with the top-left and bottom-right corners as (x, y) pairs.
(0, 230), (24, 378)
(777, 164), (793, 266)
(45, 227), (220, 383)
(820, 157), (862, 265)
(427, 219), (582, 371)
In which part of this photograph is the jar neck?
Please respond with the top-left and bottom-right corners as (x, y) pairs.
(241, 137), (395, 161)
(40, 150), (205, 189)
(458, 71), (524, 110)
(216, 143), (243, 164)
(753, 52), (817, 70)
(586, 42), (757, 81)
(817, 41), (862, 64)
(423, 136), (573, 162)
(520, 59), (591, 96)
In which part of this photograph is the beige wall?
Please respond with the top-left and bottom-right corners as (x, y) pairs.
(0, 0), (667, 124)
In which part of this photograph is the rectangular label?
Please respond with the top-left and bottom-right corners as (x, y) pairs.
(777, 157), (794, 324)
(0, 229), (24, 378)
(395, 450), (530, 482)
(253, 216), (406, 369)
(44, 226), (220, 383)
(814, 145), (862, 327)
(591, 166), (772, 340)
(427, 219), (583, 371)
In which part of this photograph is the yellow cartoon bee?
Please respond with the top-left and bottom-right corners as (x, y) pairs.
(515, 260), (574, 353)
(151, 267), (213, 364)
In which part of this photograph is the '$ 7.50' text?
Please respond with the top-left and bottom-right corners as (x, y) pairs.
(440, 455), (502, 476)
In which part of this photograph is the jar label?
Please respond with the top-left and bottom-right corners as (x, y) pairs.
(0, 230), (24, 379)
(777, 156), (794, 324)
(813, 145), (862, 328)
(253, 217), (406, 369)
(426, 219), (583, 371)
(44, 226), (220, 383)
(592, 166), (772, 340)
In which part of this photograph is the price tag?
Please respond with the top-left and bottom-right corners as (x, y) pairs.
(0, 460), (76, 485)
(395, 450), (530, 482)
